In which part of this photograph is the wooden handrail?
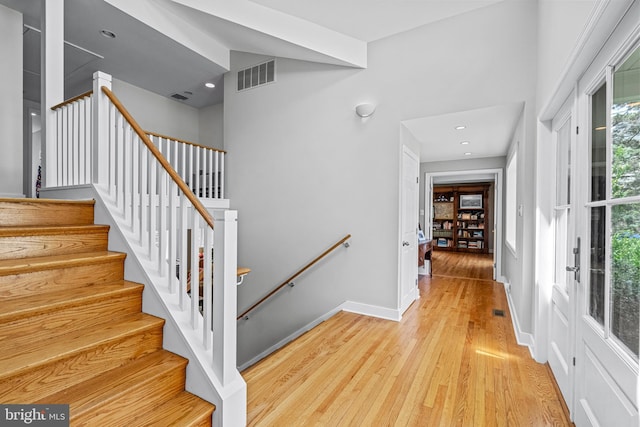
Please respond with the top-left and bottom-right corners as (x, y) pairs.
(51, 90), (94, 111)
(237, 234), (351, 320)
(101, 86), (214, 228)
(145, 131), (227, 154)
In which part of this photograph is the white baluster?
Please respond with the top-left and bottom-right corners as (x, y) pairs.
(179, 194), (189, 310)
(78, 100), (85, 184)
(190, 211), (200, 329)
(158, 168), (168, 276)
(219, 152), (225, 199)
(148, 159), (157, 261)
(168, 180), (178, 293)
(140, 148), (148, 246)
(202, 225), (213, 348)
(108, 105), (117, 199)
(214, 151), (219, 199)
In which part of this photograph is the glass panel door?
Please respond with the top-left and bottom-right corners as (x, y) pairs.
(574, 43), (640, 427)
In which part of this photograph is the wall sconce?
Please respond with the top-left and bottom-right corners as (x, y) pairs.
(355, 103), (376, 118)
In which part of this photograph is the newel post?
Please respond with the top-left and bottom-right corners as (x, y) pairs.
(212, 209), (238, 386)
(92, 71), (112, 186)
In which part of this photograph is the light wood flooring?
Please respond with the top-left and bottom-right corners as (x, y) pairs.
(243, 251), (571, 426)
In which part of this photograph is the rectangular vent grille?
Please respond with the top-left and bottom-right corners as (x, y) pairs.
(170, 93), (189, 100)
(237, 59), (275, 91)
(492, 309), (505, 317)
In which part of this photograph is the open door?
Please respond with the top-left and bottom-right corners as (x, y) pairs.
(399, 145), (420, 314)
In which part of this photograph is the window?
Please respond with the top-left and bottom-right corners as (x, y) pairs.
(587, 45), (640, 359)
(554, 119), (572, 289)
(505, 148), (518, 254)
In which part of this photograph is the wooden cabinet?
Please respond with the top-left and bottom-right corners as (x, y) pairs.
(432, 184), (490, 253)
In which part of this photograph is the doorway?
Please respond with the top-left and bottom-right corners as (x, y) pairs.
(424, 168), (504, 282)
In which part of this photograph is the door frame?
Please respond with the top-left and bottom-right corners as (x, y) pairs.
(424, 168), (504, 282)
(544, 91), (579, 416)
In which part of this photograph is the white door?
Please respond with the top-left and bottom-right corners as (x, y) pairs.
(573, 45), (639, 427)
(399, 146), (419, 313)
(548, 101), (577, 412)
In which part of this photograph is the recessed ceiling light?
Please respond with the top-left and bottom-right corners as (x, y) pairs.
(205, 82), (215, 88)
(30, 112), (37, 116)
(455, 125), (466, 130)
(464, 152), (472, 156)
(460, 141), (470, 145)
(100, 29), (116, 39)
(184, 91), (193, 95)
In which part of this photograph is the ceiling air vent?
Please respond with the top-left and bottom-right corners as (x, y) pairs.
(171, 93), (189, 101)
(237, 59), (275, 92)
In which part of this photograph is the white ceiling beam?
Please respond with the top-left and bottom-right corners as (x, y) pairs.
(105, 0), (231, 70)
(170, 0), (367, 68)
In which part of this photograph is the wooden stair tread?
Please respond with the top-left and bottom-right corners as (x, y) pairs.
(0, 198), (96, 227)
(0, 280), (142, 323)
(0, 250), (126, 276)
(37, 350), (187, 416)
(0, 312), (164, 379)
(0, 197), (95, 205)
(0, 224), (109, 237)
(129, 391), (214, 427)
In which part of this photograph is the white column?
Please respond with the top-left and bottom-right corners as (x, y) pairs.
(212, 209), (238, 386)
(92, 71), (112, 186)
(41, 0), (64, 188)
(0, 5), (23, 197)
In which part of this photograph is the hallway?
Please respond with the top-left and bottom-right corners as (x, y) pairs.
(243, 252), (571, 426)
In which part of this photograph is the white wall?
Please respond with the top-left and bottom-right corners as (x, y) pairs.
(112, 78), (200, 143)
(0, 4), (23, 197)
(536, 0), (597, 111)
(199, 103), (224, 150)
(503, 110), (537, 336)
(225, 0), (539, 367)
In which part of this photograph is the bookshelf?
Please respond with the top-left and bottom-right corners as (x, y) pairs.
(432, 184), (490, 253)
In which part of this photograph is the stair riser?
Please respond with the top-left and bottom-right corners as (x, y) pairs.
(0, 289), (143, 346)
(0, 231), (109, 260)
(0, 325), (164, 403)
(0, 259), (125, 296)
(71, 368), (186, 426)
(0, 200), (94, 227)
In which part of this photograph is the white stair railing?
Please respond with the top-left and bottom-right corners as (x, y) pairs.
(50, 96), (226, 200)
(49, 91), (93, 187)
(147, 132), (225, 199)
(48, 71), (244, 426)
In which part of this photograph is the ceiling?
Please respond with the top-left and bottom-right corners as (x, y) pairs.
(403, 103), (524, 163)
(1, 0), (520, 163)
(249, 0), (502, 42)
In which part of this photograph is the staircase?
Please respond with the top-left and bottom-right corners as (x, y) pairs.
(0, 198), (215, 426)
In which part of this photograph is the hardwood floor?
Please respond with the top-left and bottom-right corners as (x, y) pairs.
(243, 252), (571, 426)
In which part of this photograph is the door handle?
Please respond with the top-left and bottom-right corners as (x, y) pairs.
(566, 237), (580, 283)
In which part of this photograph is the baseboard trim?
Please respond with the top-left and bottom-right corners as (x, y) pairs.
(0, 192), (25, 198)
(341, 300), (402, 322)
(504, 282), (536, 358)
